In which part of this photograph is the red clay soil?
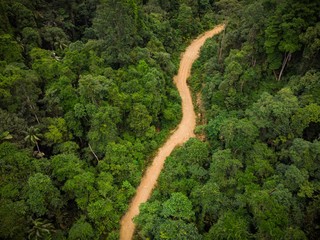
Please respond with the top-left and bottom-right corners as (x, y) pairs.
(120, 24), (225, 240)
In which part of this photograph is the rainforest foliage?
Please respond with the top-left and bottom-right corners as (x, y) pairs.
(135, 0), (320, 239)
(0, 0), (217, 239)
(2, 0), (320, 239)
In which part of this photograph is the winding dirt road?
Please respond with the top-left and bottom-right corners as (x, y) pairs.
(120, 24), (225, 240)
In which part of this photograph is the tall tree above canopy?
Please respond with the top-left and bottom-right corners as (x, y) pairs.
(264, 0), (320, 80)
(93, 0), (144, 67)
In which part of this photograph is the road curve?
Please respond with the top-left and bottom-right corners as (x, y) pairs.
(120, 24), (225, 240)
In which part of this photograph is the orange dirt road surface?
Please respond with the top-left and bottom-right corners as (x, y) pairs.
(119, 24), (225, 240)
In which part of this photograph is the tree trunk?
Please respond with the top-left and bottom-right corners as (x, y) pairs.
(89, 143), (99, 162)
(35, 141), (41, 153)
(240, 80), (245, 93)
(273, 70), (277, 81)
(278, 52), (291, 81)
(30, 103), (40, 124)
(24, 88), (40, 124)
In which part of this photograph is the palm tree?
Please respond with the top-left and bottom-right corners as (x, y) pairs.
(28, 218), (55, 240)
(24, 126), (42, 154)
(0, 131), (13, 141)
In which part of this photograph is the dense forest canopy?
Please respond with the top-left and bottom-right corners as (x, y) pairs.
(0, 0), (217, 239)
(1, 0), (320, 239)
(135, 0), (320, 239)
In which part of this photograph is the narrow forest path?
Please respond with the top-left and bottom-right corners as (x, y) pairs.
(120, 24), (225, 240)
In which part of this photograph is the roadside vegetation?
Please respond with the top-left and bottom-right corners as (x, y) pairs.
(0, 0), (218, 239)
(135, 0), (320, 239)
